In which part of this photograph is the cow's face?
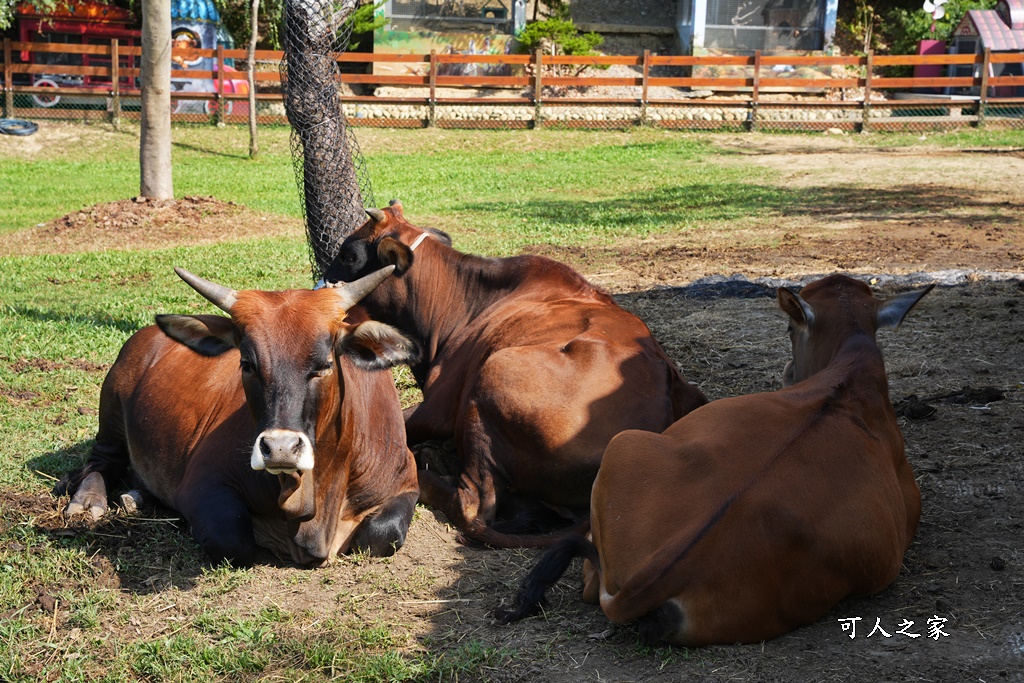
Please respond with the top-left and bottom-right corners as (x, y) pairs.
(777, 275), (933, 386)
(156, 267), (416, 478)
(319, 200), (452, 287)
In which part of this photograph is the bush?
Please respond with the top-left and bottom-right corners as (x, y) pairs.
(886, 0), (999, 56)
(516, 18), (603, 58)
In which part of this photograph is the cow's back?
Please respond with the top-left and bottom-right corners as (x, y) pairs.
(102, 325), (250, 507)
(592, 382), (917, 645)
(435, 293), (688, 510)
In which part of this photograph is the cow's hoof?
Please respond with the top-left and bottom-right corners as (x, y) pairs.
(65, 500), (107, 520)
(120, 490), (144, 514)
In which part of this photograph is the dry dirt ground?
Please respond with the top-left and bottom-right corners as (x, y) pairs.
(7, 137), (1024, 681)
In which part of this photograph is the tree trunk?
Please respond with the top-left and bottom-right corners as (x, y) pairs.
(139, 0), (173, 199)
(282, 0), (365, 277)
(248, 0), (260, 159)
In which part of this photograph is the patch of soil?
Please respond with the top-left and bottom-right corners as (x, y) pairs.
(8, 357), (109, 374)
(523, 138), (1024, 293)
(0, 195), (302, 256)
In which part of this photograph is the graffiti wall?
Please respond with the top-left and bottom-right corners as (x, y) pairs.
(372, 28), (520, 79)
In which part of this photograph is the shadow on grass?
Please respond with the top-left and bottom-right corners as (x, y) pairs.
(172, 140), (250, 160)
(22, 444), (211, 595)
(458, 182), (1023, 234)
(11, 306), (144, 334)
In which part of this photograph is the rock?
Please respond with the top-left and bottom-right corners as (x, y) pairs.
(36, 593), (57, 613)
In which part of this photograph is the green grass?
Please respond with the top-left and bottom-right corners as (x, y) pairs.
(5, 122), (1021, 244)
(1, 122), (1022, 682)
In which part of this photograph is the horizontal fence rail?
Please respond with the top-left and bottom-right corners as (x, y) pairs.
(2, 38), (1023, 131)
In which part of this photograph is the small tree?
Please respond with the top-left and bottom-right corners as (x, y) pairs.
(834, 0), (883, 55)
(140, 0), (173, 199)
(516, 1), (603, 78)
(346, 1), (386, 51)
(247, 0), (259, 159)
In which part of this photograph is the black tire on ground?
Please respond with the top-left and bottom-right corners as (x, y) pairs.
(0, 119), (40, 136)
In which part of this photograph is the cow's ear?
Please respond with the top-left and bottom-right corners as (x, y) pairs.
(376, 237), (413, 275)
(777, 288), (814, 329)
(337, 320), (418, 370)
(156, 314), (239, 356)
(876, 284), (934, 330)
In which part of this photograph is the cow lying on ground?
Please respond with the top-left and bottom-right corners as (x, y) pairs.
(319, 202), (708, 547)
(499, 274), (932, 645)
(64, 266), (419, 567)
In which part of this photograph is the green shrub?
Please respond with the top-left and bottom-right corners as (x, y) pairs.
(886, 0), (998, 56)
(516, 17), (603, 57)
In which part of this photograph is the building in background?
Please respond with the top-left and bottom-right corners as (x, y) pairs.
(948, 0), (1024, 96)
(678, 0), (838, 55)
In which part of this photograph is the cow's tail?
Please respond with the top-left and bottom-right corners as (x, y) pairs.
(494, 533), (599, 624)
(457, 517), (591, 550)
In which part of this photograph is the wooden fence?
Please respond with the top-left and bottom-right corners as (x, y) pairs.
(3, 38), (1024, 131)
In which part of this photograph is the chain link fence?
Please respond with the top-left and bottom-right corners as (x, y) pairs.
(9, 90), (1018, 134)
(6, 41), (1022, 139)
(279, 0), (373, 279)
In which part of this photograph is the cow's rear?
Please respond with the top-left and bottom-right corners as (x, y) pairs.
(503, 274), (931, 645)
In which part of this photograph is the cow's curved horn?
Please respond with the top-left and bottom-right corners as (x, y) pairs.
(333, 265), (396, 309)
(366, 208), (387, 224)
(174, 267), (238, 313)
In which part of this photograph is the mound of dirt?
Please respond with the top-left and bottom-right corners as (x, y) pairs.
(0, 196), (302, 257)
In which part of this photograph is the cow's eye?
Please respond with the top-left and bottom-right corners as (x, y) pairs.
(311, 362), (333, 379)
(240, 358), (255, 374)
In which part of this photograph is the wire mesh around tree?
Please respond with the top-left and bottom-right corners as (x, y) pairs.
(280, 0), (374, 281)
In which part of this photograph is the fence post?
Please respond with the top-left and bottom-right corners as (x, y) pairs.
(429, 49), (437, 127)
(861, 50), (873, 133)
(640, 49), (650, 126)
(533, 48), (543, 129)
(110, 38), (121, 127)
(3, 38), (13, 119)
(976, 48), (990, 128)
(216, 44), (225, 125)
(749, 50), (760, 132)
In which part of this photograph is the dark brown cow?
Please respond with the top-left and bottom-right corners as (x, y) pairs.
(500, 274), (932, 645)
(320, 202), (708, 547)
(64, 266), (419, 567)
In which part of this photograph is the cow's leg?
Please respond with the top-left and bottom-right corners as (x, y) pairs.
(65, 471), (108, 520)
(403, 395), (456, 446)
(635, 601), (686, 647)
(66, 382), (130, 520)
(581, 557), (601, 604)
(178, 488), (257, 567)
(350, 491), (418, 557)
(418, 401), (510, 539)
(418, 466), (500, 539)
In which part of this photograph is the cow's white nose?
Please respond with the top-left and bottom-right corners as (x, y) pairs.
(251, 429), (314, 472)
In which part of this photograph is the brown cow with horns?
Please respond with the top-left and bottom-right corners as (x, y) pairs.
(319, 201), (708, 547)
(499, 274), (932, 645)
(64, 266), (420, 567)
